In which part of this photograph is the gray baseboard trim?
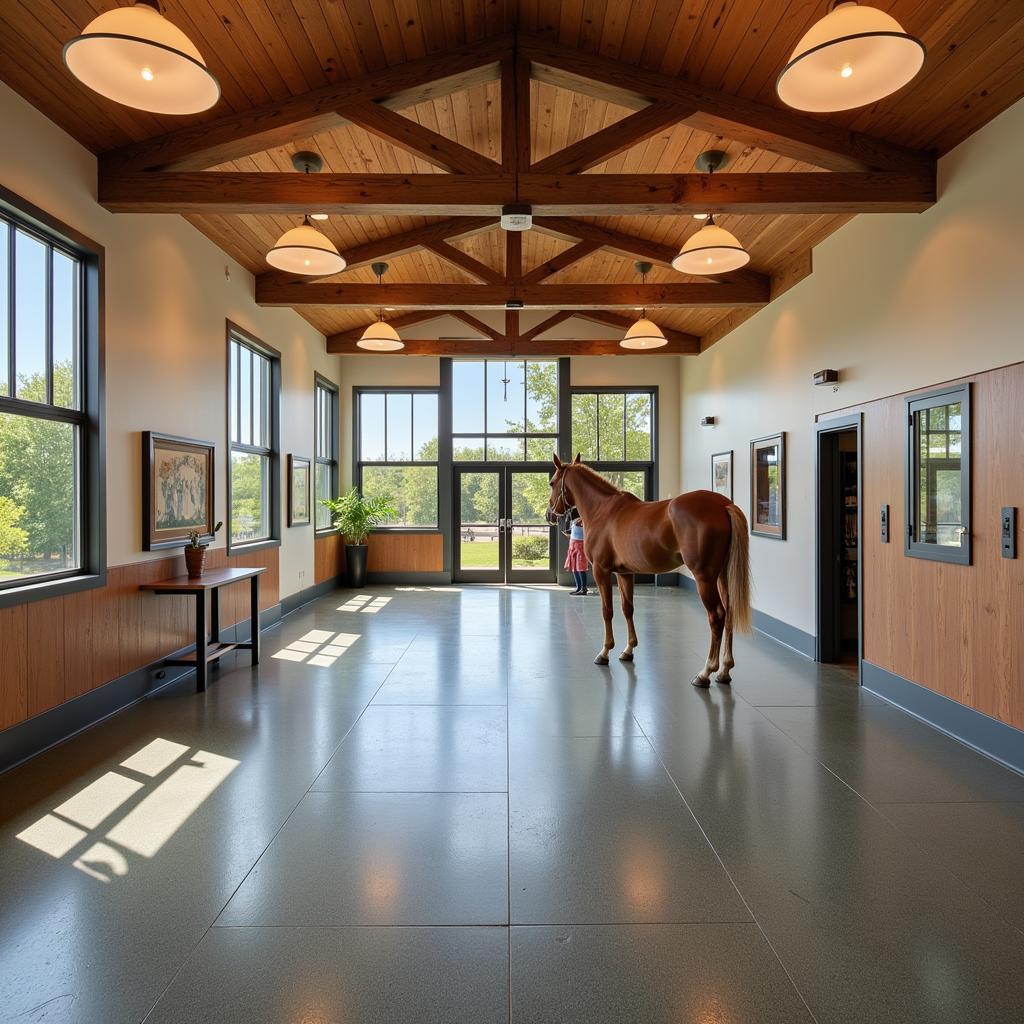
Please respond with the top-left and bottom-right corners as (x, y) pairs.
(863, 660), (1024, 777)
(280, 575), (344, 617)
(678, 573), (815, 659)
(0, 601), (283, 776)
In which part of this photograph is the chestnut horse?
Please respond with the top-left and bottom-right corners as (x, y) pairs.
(547, 454), (752, 686)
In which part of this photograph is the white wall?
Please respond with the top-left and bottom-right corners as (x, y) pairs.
(0, 82), (340, 600)
(338, 354), (681, 498)
(679, 97), (1024, 633)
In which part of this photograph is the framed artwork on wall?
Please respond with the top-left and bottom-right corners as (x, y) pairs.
(711, 450), (733, 500)
(288, 455), (311, 527)
(142, 432), (216, 551)
(750, 433), (786, 539)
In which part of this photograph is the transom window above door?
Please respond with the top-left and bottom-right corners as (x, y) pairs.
(571, 390), (654, 463)
(452, 359), (558, 462)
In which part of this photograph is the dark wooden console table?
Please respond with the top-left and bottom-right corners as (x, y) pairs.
(140, 567), (265, 692)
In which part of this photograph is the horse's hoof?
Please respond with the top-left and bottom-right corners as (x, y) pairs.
(618, 651), (633, 662)
(691, 675), (711, 688)
(594, 655), (610, 666)
(715, 674), (732, 685)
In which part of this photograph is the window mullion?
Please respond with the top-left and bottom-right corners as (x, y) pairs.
(45, 243), (53, 406)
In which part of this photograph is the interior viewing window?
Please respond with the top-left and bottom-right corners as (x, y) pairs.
(356, 389), (439, 527)
(0, 194), (103, 600)
(314, 374), (338, 532)
(452, 359), (558, 462)
(906, 384), (970, 564)
(570, 388), (655, 499)
(228, 327), (280, 549)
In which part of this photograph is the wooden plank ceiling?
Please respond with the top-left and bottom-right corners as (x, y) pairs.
(1, 1), (1021, 353)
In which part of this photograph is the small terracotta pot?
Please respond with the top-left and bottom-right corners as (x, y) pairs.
(184, 545), (207, 578)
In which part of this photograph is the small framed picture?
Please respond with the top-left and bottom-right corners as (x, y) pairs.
(288, 455), (311, 527)
(142, 432), (217, 550)
(750, 433), (786, 539)
(711, 450), (733, 500)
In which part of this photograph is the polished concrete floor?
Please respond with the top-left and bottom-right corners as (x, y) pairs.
(2, 585), (1024, 1023)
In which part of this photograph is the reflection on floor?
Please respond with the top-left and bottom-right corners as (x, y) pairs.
(1, 585), (1023, 1023)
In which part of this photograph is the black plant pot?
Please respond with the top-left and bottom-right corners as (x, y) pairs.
(345, 543), (369, 589)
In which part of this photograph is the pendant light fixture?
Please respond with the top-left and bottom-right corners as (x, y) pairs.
(63, 0), (220, 115)
(672, 151), (750, 276)
(357, 263), (404, 352)
(266, 153), (346, 277)
(776, 2), (926, 112)
(621, 262), (668, 351)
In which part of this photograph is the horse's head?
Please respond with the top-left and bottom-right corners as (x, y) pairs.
(545, 453), (581, 525)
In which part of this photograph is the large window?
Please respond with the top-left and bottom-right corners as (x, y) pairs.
(356, 389), (439, 527)
(228, 326), (280, 549)
(906, 384), (970, 564)
(314, 374), (338, 532)
(570, 388), (655, 498)
(0, 190), (103, 602)
(452, 359), (558, 461)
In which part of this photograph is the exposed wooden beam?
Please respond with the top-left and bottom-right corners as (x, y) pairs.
(530, 101), (694, 175)
(505, 309), (520, 343)
(450, 310), (504, 341)
(505, 231), (522, 285)
(518, 310), (577, 342)
(340, 101), (502, 174)
(513, 52), (532, 173)
(99, 36), (511, 173)
(327, 336), (699, 356)
(520, 34), (934, 175)
(423, 240), (505, 284)
(334, 216), (498, 271)
(521, 240), (602, 284)
(100, 171), (934, 216)
(533, 217), (678, 265)
(255, 280), (769, 309)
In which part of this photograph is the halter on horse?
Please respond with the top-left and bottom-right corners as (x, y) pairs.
(547, 454), (752, 685)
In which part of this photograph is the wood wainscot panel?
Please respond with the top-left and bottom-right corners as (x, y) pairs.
(367, 533), (444, 573)
(315, 533), (344, 584)
(0, 546), (281, 735)
(845, 361), (1024, 732)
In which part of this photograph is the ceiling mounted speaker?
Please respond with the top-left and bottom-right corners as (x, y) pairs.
(776, 2), (926, 112)
(63, 0), (220, 115)
(501, 204), (533, 232)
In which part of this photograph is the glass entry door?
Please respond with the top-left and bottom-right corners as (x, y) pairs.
(455, 467), (555, 583)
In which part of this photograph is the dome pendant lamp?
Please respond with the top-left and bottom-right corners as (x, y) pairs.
(776, 2), (926, 112)
(63, 0), (220, 115)
(621, 262), (668, 351)
(266, 153), (346, 277)
(357, 263), (404, 352)
(671, 152), (750, 276)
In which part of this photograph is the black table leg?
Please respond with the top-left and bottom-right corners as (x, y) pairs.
(195, 590), (208, 693)
(210, 587), (220, 643)
(250, 574), (260, 666)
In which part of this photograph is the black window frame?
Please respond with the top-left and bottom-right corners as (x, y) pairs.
(568, 385), (659, 500)
(313, 372), (339, 535)
(354, 385), (441, 531)
(0, 185), (105, 609)
(905, 382), (971, 565)
(450, 357), (560, 463)
(226, 321), (281, 554)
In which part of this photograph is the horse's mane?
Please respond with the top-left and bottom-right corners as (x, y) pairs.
(568, 463), (632, 497)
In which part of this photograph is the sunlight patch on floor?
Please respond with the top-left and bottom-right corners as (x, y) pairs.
(338, 594), (392, 614)
(273, 630), (360, 666)
(15, 738), (238, 882)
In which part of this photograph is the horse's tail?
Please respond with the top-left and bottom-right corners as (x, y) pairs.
(724, 504), (752, 634)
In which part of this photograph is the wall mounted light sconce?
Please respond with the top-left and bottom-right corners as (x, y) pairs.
(813, 369), (840, 392)
(701, 416), (717, 427)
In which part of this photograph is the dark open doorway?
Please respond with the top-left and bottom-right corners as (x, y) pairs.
(816, 414), (862, 672)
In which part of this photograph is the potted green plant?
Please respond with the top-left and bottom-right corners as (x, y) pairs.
(184, 521), (223, 578)
(320, 488), (397, 588)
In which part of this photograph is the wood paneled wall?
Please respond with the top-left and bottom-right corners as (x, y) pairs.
(368, 533), (444, 573)
(824, 361), (1024, 731)
(0, 548), (279, 732)
(314, 532), (343, 584)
